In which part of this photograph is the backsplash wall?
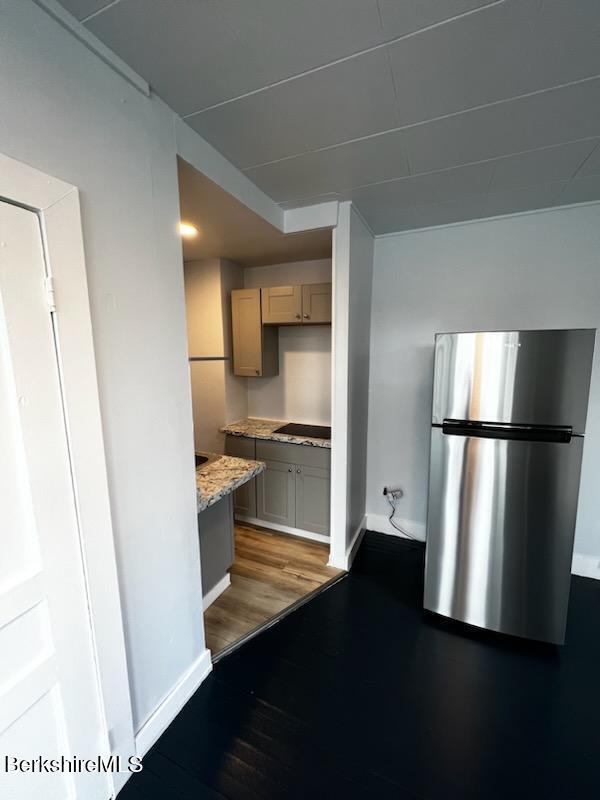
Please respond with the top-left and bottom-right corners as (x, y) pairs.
(245, 259), (332, 424)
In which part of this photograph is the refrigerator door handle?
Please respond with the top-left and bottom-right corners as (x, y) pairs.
(441, 419), (573, 443)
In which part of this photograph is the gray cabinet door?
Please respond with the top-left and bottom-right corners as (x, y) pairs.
(231, 289), (262, 376)
(256, 459), (296, 527)
(225, 435), (256, 517)
(295, 465), (330, 536)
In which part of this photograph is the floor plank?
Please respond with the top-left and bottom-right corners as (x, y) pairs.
(120, 532), (600, 800)
(203, 524), (341, 656)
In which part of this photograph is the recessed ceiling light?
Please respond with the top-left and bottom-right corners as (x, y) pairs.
(179, 222), (199, 238)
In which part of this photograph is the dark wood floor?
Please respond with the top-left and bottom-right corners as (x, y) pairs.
(119, 532), (600, 799)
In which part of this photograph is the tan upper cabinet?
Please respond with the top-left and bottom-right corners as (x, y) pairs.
(261, 285), (302, 325)
(262, 283), (332, 326)
(232, 282), (331, 377)
(302, 283), (332, 324)
(231, 289), (278, 377)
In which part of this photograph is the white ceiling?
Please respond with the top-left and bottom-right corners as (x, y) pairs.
(59, 0), (600, 233)
(177, 158), (331, 267)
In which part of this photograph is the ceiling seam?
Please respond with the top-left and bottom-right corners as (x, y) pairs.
(383, 44), (405, 133)
(239, 74), (600, 172)
(80, 0), (124, 23)
(271, 137), (600, 206)
(568, 140), (600, 181)
(181, 0), (505, 118)
(374, 0), (385, 33)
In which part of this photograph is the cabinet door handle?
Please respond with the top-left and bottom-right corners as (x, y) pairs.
(255, 369), (260, 375)
(295, 313), (301, 319)
(297, 468), (301, 474)
(303, 314), (310, 319)
(288, 467), (293, 472)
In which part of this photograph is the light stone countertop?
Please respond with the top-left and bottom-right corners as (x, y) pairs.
(196, 453), (265, 513)
(221, 417), (331, 449)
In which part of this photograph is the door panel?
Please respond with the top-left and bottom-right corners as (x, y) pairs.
(432, 330), (595, 432)
(295, 465), (330, 536)
(0, 202), (106, 798)
(256, 459), (295, 527)
(232, 288), (262, 375)
(261, 285), (302, 324)
(302, 283), (332, 324)
(425, 426), (584, 643)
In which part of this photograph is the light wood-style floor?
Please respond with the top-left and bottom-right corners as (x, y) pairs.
(204, 523), (342, 656)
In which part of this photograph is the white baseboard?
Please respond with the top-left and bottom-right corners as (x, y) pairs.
(572, 553), (600, 580)
(135, 649), (212, 758)
(367, 516), (600, 581)
(236, 515), (330, 544)
(202, 574), (230, 610)
(328, 516), (366, 570)
(366, 513), (426, 541)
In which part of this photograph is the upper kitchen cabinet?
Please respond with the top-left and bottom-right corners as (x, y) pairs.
(261, 283), (332, 326)
(302, 283), (332, 324)
(261, 285), (302, 324)
(231, 288), (278, 377)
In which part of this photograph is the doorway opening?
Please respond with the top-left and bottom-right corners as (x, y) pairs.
(177, 158), (343, 659)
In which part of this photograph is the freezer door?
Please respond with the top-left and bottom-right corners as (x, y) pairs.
(431, 330), (595, 433)
(424, 426), (584, 644)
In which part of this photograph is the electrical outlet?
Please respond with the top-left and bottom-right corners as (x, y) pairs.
(383, 486), (404, 500)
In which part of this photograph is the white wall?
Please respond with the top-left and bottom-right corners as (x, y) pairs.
(367, 203), (600, 566)
(185, 258), (247, 452)
(345, 210), (374, 549)
(0, 0), (203, 731)
(245, 260), (332, 424)
(329, 205), (374, 568)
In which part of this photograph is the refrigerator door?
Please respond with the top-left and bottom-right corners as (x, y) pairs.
(432, 330), (595, 434)
(424, 426), (584, 643)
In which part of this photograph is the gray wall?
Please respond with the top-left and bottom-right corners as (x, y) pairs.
(367, 203), (600, 560)
(346, 209), (374, 548)
(1, 1), (203, 729)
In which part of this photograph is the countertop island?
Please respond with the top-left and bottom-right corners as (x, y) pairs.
(196, 451), (265, 612)
(221, 417), (331, 449)
(196, 452), (265, 512)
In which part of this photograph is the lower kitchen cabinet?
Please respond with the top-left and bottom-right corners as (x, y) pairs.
(225, 435), (257, 517)
(226, 434), (331, 537)
(256, 459), (296, 527)
(295, 464), (330, 535)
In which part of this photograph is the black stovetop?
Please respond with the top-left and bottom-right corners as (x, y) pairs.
(274, 423), (331, 440)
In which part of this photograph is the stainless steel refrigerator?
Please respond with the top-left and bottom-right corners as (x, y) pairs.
(424, 329), (595, 644)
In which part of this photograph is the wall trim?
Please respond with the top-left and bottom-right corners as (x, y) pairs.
(366, 513), (426, 541)
(572, 553), (600, 580)
(329, 515), (366, 570)
(374, 198), (600, 240)
(32, 0), (150, 96)
(284, 201), (339, 232)
(0, 151), (135, 797)
(202, 574), (231, 610)
(135, 649), (212, 759)
(235, 515), (330, 544)
(175, 117), (283, 231)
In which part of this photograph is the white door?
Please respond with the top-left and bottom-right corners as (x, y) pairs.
(0, 202), (108, 799)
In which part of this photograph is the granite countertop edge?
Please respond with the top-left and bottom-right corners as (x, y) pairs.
(196, 454), (266, 513)
(221, 418), (332, 449)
